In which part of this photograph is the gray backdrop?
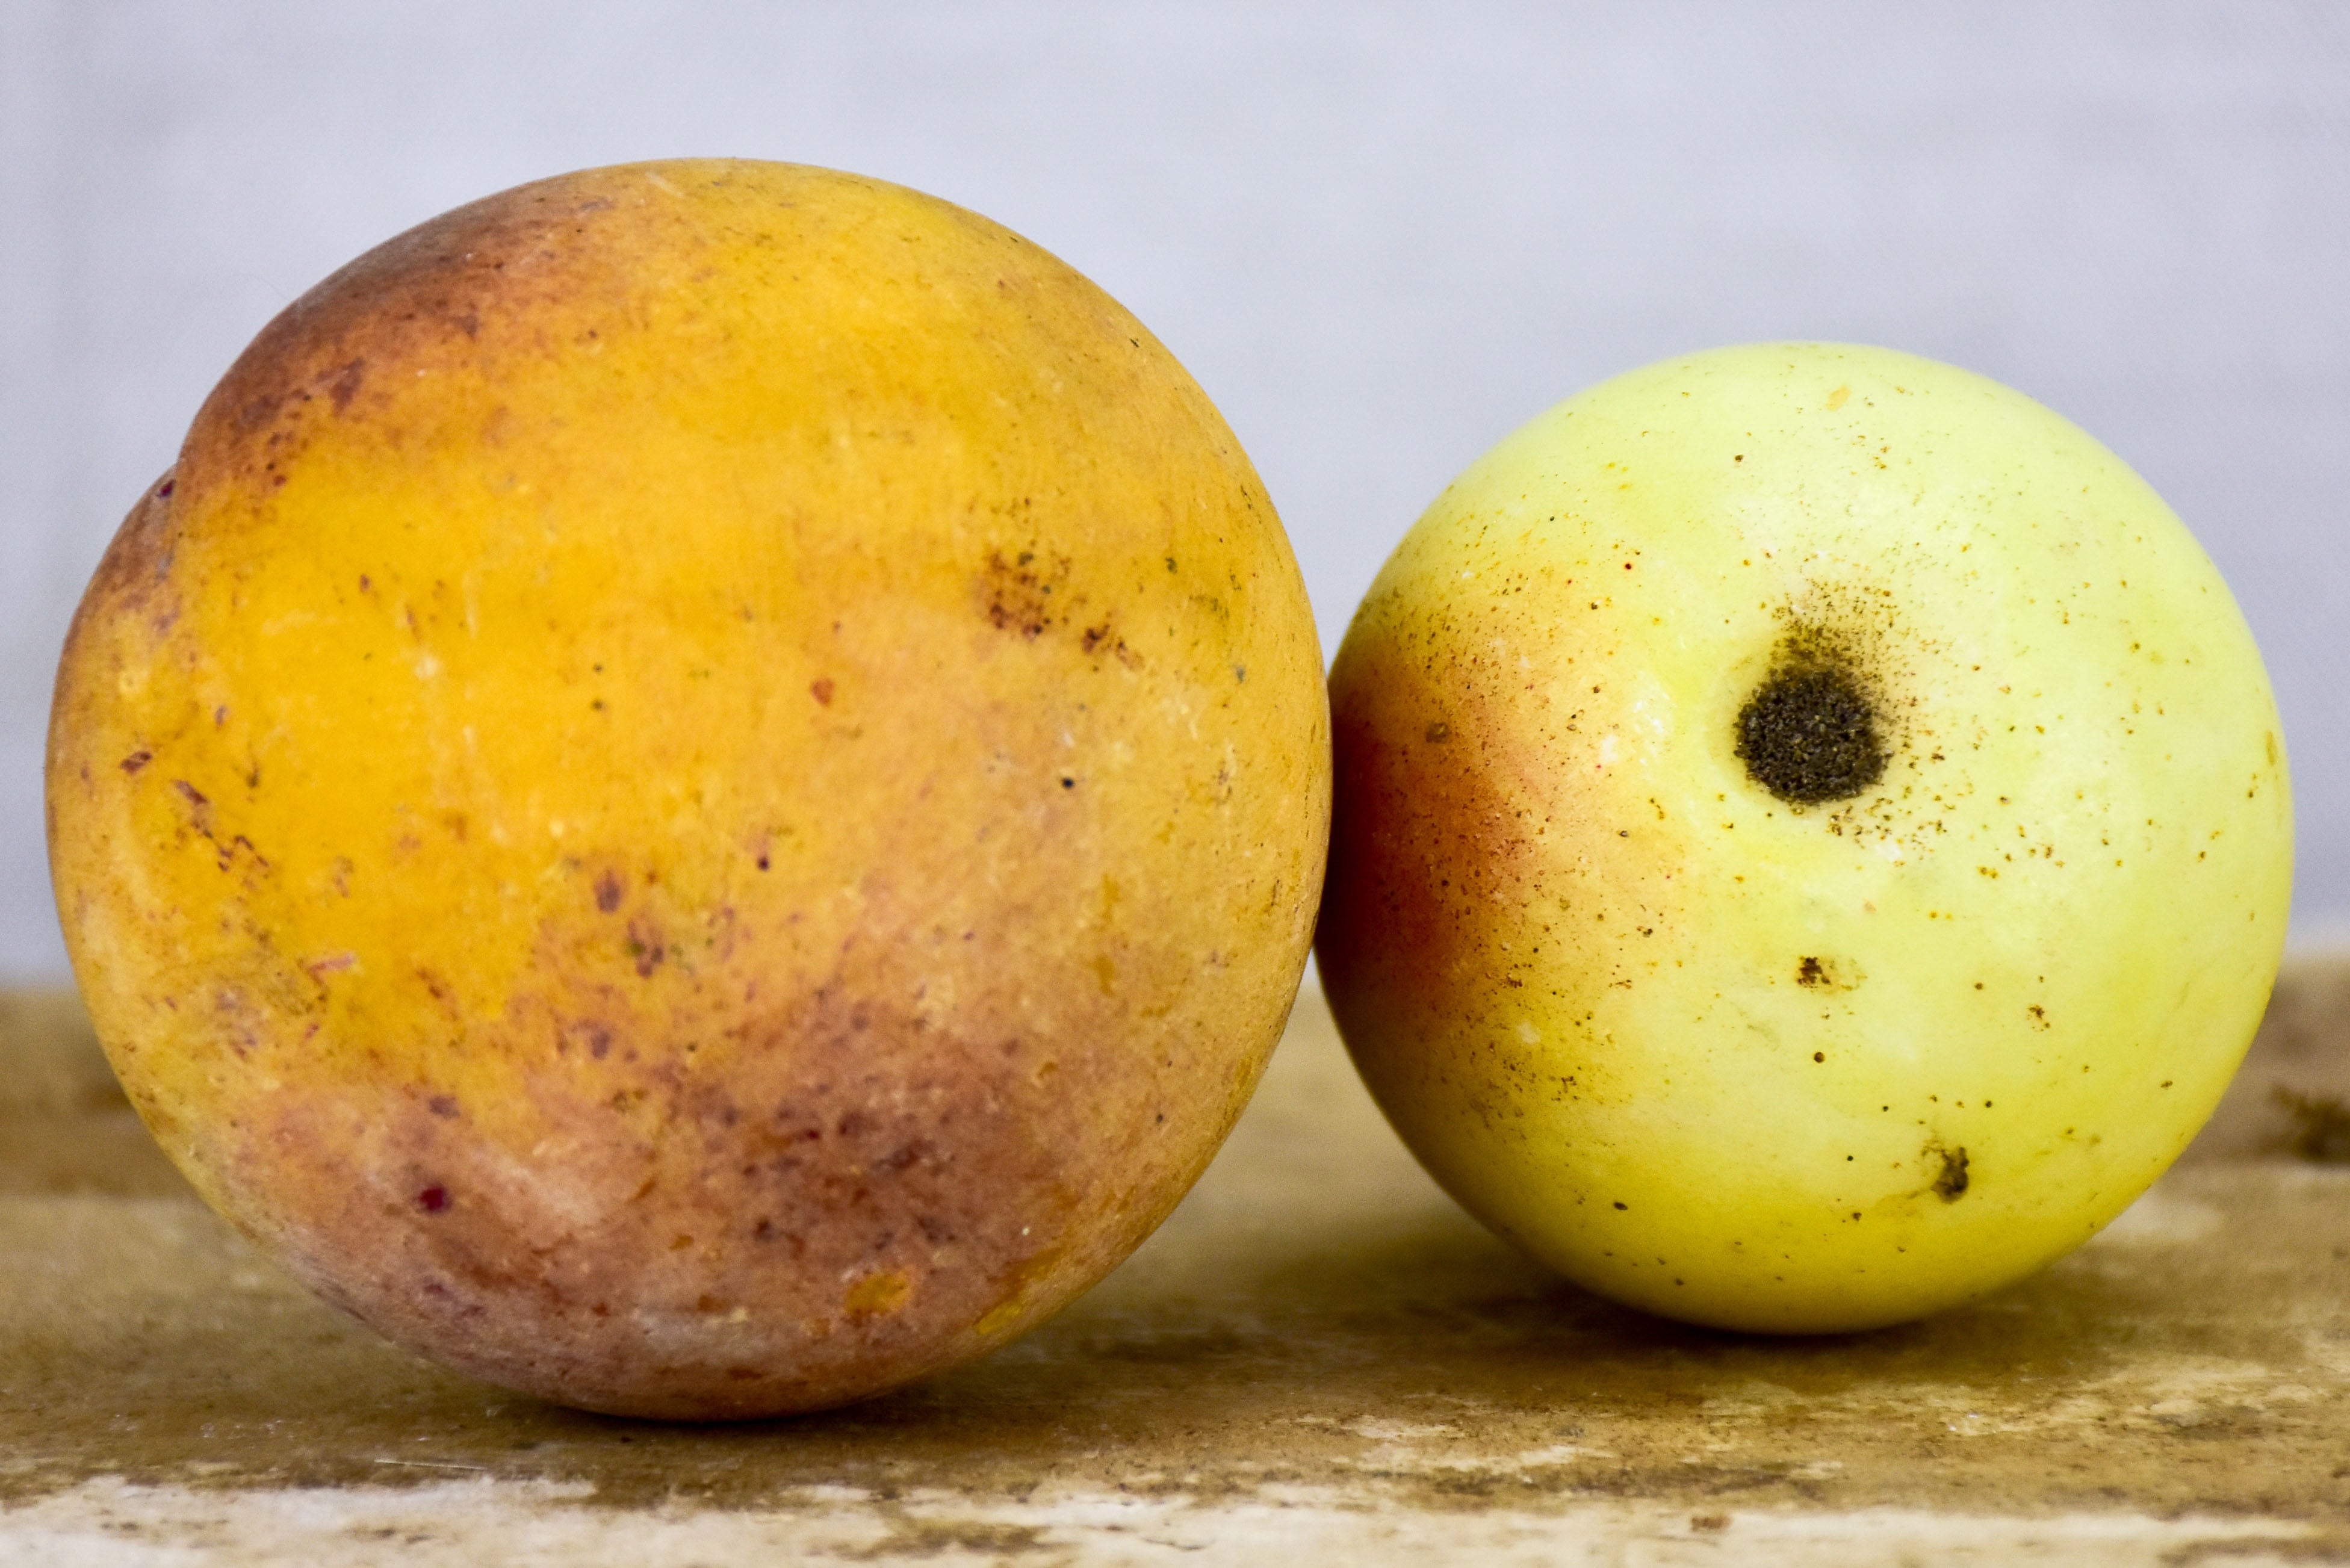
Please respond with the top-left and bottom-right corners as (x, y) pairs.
(4, 1), (2345, 978)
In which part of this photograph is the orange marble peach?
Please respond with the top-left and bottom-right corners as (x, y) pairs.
(47, 160), (1328, 1418)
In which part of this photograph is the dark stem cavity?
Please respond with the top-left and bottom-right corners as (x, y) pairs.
(1735, 660), (1887, 805)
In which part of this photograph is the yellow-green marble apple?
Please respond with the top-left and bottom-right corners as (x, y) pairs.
(46, 160), (1329, 1418)
(1318, 342), (2290, 1333)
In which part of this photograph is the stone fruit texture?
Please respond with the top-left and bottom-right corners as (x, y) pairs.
(48, 160), (1328, 1418)
(1318, 342), (2289, 1334)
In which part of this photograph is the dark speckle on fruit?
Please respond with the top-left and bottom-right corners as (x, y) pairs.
(981, 548), (1071, 639)
(1931, 1145), (1970, 1200)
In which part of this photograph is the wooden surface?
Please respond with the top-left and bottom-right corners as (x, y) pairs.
(1, 962), (2346, 1566)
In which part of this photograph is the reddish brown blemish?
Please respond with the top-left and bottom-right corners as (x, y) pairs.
(627, 919), (665, 978)
(1317, 644), (1532, 1012)
(119, 750), (152, 775)
(176, 176), (650, 500)
(326, 358), (368, 413)
(78, 472), (182, 610)
(809, 678), (834, 706)
(427, 1094), (460, 1118)
(595, 870), (624, 912)
(417, 1186), (450, 1212)
(236, 392), (284, 433)
(243, 929), (1197, 1418)
(982, 548), (1071, 639)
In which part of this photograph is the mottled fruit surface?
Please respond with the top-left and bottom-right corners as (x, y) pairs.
(48, 160), (1328, 1418)
(1318, 343), (2289, 1333)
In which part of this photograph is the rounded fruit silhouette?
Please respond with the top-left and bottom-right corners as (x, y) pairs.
(48, 160), (1328, 1418)
(1317, 342), (2290, 1334)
